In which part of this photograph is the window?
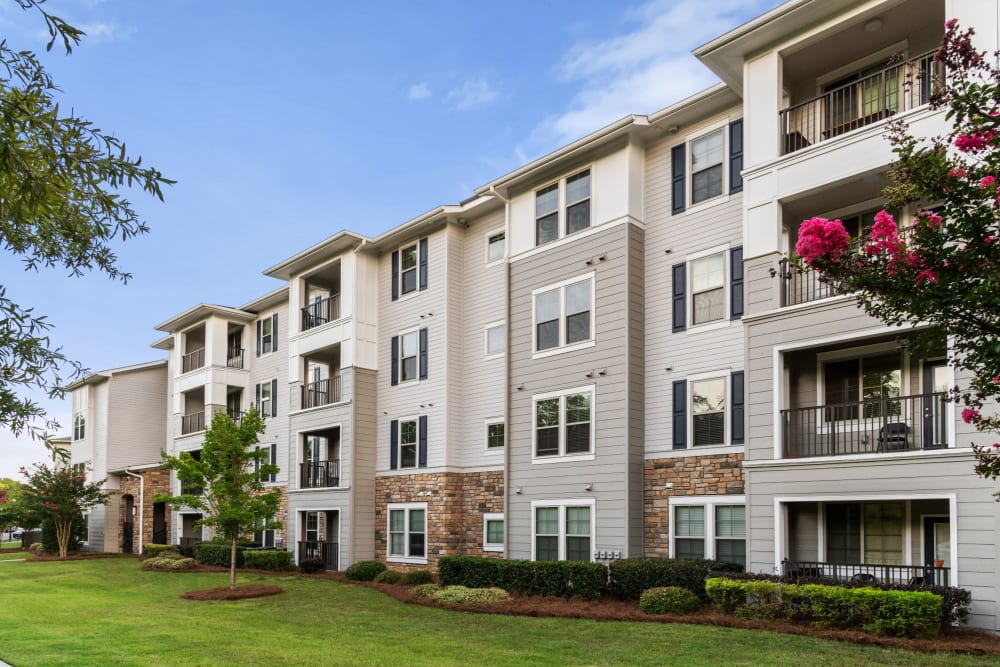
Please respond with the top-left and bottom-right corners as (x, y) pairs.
(822, 352), (901, 421)
(825, 502), (904, 566)
(486, 230), (506, 262)
(672, 120), (741, 214)
(400, 242), (418, 295)
(691, 377), (726, 447)
(389, 416), (426, 470)
(671, 497), (745, 568)
(398, 419), (417, 469)
(673, 246), (742, 332)
(72, 413), (85, 441)
(483, 513), (504, 552)
(254, 443), (277, 483)
(400, 331), (418, 382)
(485, 323), (505, 357)
(391, 238), (428, 300)
(534, 169), (591, 246)
(690, 129), (724, 205)
(532, 500), (594, 562)
(486, 421), (504, 450)
(533, 386), (594, 460)
(259, 382), (272, 418)
(388, 503), (426, 562)
(71, 462), (86, 477)
(533, 274), (594, 354)
(253, 517), (275, 548)
(691, 253), (725, 325)
(391, 328), (428, 386)
(256, 314), (278, 356)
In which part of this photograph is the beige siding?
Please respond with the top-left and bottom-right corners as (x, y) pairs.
(626, 223), (646, 554)
(350, 368), (378, 563)
(248, 300), (290, 486)
(106, 365), (168, 470)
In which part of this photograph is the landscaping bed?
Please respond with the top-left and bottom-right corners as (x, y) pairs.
(181, 584), (284, 601)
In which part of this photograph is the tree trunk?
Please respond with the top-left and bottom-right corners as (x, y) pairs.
(229, 537), (237, 590)
(56, 517), (70, 559)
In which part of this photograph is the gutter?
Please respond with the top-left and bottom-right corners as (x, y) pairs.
(122, 469), (144, 555)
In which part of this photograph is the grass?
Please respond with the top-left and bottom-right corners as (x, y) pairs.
(0, 559), (997, 667)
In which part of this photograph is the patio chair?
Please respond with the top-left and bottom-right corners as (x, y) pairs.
(877, 422), (909, 452)
(850, 572), (878, 585)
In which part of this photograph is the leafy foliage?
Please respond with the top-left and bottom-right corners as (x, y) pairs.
(142, 544), (178, 557)
(606, 557), (743, 601)
(639, 586), (702, 615)
(298, 557), (325, 574)
(413, 584), (511, 605)
(344, 559), (387, 581)
(142, 555), (196, 572)
(0, 477), (27, 535)
(243, 549), (294, 571)
(399, 569), (433, 586)
(437, 555), (607, 600)
(374, 569), (402, 584)
(19, 462), (108, 558)
(192, 542), (245, 568)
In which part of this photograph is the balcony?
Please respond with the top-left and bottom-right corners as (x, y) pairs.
(300, 460), (340, 489)
(226, 347), (245, 369)
(301, 376), (342, 409)
(782, 559), (950, 587)
(226, 409), (243, 427)
(181, 348), (205, 373)
(298, 540), (338, 570)
(782, 393), (948, 458)
(302, 294), (341, 332)
(780, 51), (942, 156)
(180, 411), (205, 435)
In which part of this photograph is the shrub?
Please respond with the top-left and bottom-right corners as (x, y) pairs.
(28, 542), (42, 554)
(414, 584), (511, 605)
(41, 517), (85, 554)
(143, 544), (177, 557)
(607, 558), (742, 601)
(299, 558), (325, 574)
(705, 578), (942, 638)
(344, 560), (386, 581)
(437, 556), (606, 600)
(192, 542), (244, 568)
(142, 556), (197, 572)
(639, 586), (701, 615)
(374, 570), (402, 584)
(400, 569), (433, 586)
(150, 550), (185, 561)
(412, 583), (438, 599)
(243, 550), (294, 571)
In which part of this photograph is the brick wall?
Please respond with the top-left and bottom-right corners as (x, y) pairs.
(116, 467), (172, 554)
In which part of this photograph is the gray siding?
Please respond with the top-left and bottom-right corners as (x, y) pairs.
(626, 223), (645, 554)
(350, 368), (378, 563)
(106, 365), (168, 470)
(248, 299), (290, 486)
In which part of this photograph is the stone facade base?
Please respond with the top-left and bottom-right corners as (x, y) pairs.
(116, 467), (172, 554)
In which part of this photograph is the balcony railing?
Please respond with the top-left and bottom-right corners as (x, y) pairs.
(301, 375), (342, 409)
(782, 392), (948, 458)
(302, 294), (341, 331)
(782, 559), (950, 587)
(180, 411), (205, 435)
(226, 409), (243, 427)
(181, 348), (205, 373)
(298, 540), (338, 570)
(780, 51), (942, 155)
(227, 347), (244, 369)
(300, 460), (340, 489)
(778, 258), (846, 306)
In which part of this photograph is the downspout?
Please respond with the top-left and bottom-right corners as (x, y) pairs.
(122, 469), (144, 555)
(501, 192), (511, 555)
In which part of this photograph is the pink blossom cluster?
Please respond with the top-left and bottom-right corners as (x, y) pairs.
(916, 210), (942, 229)
(43, 501), (60, 511)
(864, 210), (905, 257)
(795, 217), (850, 266)
(962, 408), (981, 424)
(915, 268), (937, 285)
(955, 131), (994, 153)
(981, 175), (997, 189)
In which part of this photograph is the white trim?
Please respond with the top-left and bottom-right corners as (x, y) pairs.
(483, 512), (504, 552)
(688, 370), (732, 449)
(295, 507), (342, 566)
(484, 227), (507, 265)
(395, 415), (420, 471)
(386, 502), (428, 564)
(483, 418), (505, 454)
(295, 424), (342, 486)
(530, 498), (596, 562)
(684, 243), (732, 332)
(511, 215), (641, 263)
(668, 495), (746, 563)
(531, 384), (596, 462)
(396, 238), (423, 299)
(484, 321), (506, 359)
(531, 272), (596, 358)
(396, 326), (422, 386)
(533, 164), (594, 248)
(683, 117), (731, 214)
(919, 513), (950, 568)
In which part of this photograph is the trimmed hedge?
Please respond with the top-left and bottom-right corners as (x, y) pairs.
(299, 558), (325, 574)
(400, 569), (434, 585)
(438, 556), (607, 600)
(142, 556), (197, 572)
(374, 570), (402, 584)
(243, 550), (294, 571)
(143, 544), (178, 557)
(607, 558), (743, 601)
(344, 560), (387, 581)
(414, 584), (511, 605)
(705, 578), (942, 638)
(193, 542), (245, 568)
(639, 586), (701, 615)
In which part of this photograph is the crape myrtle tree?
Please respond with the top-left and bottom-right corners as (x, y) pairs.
(19, 463), (108, 558)
(156, 407), (281, 590)
(0, 0), (172, 449)
(0, 477), (27, 537)
(792, 20), (1000, 496)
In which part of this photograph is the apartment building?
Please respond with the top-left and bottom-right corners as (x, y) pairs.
(71, 0), (1000, 630)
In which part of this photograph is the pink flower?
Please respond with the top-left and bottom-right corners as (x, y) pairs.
(917, 210), (943, 229)
(865, 210), (905, 257)
(946, 18), (958, 29)
(993, 375), (999, 384)
(962, 408), (981, 423)
(948, 168), (967, 178)
(955, 132), (994, 153)
(915, 269), (937, 285)
(980, 176), (996, 189)
(796, 217), (851, 266)
(986, 236), (997, 243)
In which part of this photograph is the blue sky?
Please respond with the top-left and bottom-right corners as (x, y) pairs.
(0, 0), (779, 477)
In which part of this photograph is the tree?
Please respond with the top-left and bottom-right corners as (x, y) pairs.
(0, 0), (173, 445)
(156, 408), (281, 590)
(19, 462), (109, 557)
(0, 477), (27, 538)
(792, 19), (1000, 496)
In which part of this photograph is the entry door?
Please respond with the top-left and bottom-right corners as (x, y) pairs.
(922, 361), (948, 449)
(923, 516), (950, 567)
(152, 502), (167, 545)
(122, 495), (135, 554)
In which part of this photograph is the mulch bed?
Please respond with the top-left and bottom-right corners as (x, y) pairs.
(28, 552), (137, 562)
(181, 584), (284, 601)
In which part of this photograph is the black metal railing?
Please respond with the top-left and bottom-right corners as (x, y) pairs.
(782, 392), (948, 458)
(177, 537), (203, 557)
(227, 347), (244, 369)
(298, 541), (339, 570)
(180, 411), (205, 435)
(301, 375), (342, 409)
(181, 348), (205, 373)
(782, 559), (950, 587)
(780, 51), (942, 155)
(302, 294), (341, 331)
(300, 460), (340, 489)
(778, 258), (847, 307)
(152, 527), (167, 545)
(226, 409), (243, 427)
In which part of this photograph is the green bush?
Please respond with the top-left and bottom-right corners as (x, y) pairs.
(639, 586), (701, 615)
(344, 560), (387, 581)
(192, 542), (244, 568)
(41, 517), (86, 554)
(143, 544), (177, 557)
(141, 556), (197, 572)
(150, 549), (185, 561)
(299, 558), (325, 574)
(413, 583), (438, 599)
(437, 556), (606, 600)
(414, 584), (511, 605)
(28, 543), (42, 554)
(243, 550), (294, 571)
(374, 570), (402, 584)
(607, 558), (742, 601)
(705, 578), (942, 638)
(400, 569), (433, 586)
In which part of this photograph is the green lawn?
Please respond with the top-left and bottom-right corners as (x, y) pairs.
(0, 559), (995, 667)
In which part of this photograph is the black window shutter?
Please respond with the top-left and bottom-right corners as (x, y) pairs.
(672, 380), (687, 450)
(418, 327), (428, 380)
(671, 144), (686, 214)
(254, 446), (260, 475)
(418, 415), (428, 467)
(256, 320), (262, 357)
(390, 336), (399, 386)
(271, 378), (278, 417)
(731, 371), (745, 445)
(419, 238), (428, 290)
(730, 246), (744, 320)
(391, 250), (399, 301)
(271, 314), (279, 351)
(729, 119), (744, 193)
(389, 419), (398, 470)
(672, 263), (687, 332)
(255, 383), (261, 413)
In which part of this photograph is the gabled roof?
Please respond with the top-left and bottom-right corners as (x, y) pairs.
(65, 359), (167, 391)
(262, 231), (369, 280)
(154, 304), (257, 334)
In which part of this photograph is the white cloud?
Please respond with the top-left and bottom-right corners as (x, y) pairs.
(408, 83), (432, 101)
(447, 78), (499, 111)
(77, 21), (132, 43)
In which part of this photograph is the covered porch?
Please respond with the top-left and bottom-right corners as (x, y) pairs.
(297, 509), (339, 570)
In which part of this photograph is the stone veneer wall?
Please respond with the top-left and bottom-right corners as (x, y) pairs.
(643, 453), (744, 558)
(375, 470), (503, 570)
(117, 468), (172, 554)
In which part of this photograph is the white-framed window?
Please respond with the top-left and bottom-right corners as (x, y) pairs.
(691, 253), (725, 326)
(399, 329), (419, 382)
(532, 499), (595, 562)
(535, 168), (592, 246)
(254, 443), (278, 483)
(485, 420), (504, 451)
(483, 512), (504, 552)
(72, 413), (86, 441)
(400, 241), (419, 295)
(387, 502), (427, 563)
(260, 382), (272, 418)
(486, 229), (506, 263)
(690, 128), (725, 205)
(260, 316), (274, 354)
(819, 344), (903, 422)
(532, 385), (595, 462)
(532, 273), (595, 356)
(398, 417), (418, 469)
(253, 516), (276, 548)
(670, 495), (746, 568)
(485, 322), (505, 358)
(690, 374), (727, 447)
